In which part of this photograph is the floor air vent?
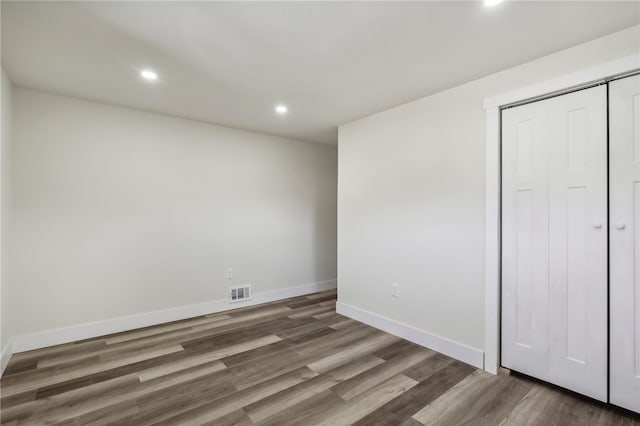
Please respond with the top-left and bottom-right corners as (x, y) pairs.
(229, 285), (251, 303)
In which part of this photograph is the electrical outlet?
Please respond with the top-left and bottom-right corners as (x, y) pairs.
(391, 283), (399, 297)
(225, 268), (233, 279)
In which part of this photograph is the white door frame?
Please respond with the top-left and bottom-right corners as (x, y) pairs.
(483, 55), (640, 374)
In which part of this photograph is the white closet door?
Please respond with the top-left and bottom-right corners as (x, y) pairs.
(547, 86), (608, 402)
(610, 74), (640, 414)
(502, 85), (608, 401)
(501, 101), (550, 381)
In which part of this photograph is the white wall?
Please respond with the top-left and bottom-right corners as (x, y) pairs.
(10, 88), (337, 338)
(338, 26), (640, 353)
(1, 68), (12, 351)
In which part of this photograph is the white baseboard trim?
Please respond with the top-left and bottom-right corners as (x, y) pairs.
(9, 279), (337, 356)
(336, 301), (484, 369)
(1, 338), (14, 376)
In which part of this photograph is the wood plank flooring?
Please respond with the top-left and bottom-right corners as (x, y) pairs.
(1, 289), (638, 425)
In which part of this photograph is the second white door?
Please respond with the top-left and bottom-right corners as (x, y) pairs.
(609, 74), (640, 413)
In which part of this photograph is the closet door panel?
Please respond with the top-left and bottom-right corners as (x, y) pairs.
(501, 101), (550, 380)
(547, 86), (608, 402)
(610, 74), (640, 413)
(502, 85), (607, 402)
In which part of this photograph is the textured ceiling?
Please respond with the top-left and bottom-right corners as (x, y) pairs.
(2, 1), (639, 144)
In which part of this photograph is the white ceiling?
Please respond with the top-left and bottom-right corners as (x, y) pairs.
(2, 1), (639, 144)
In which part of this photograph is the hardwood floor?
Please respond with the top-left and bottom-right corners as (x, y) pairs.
(1, 289), (638, 425)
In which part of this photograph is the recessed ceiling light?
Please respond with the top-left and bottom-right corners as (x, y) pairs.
(140, 69), (158, 81)
(275, 105), (288, 114)
(484, 0), (504, 6)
